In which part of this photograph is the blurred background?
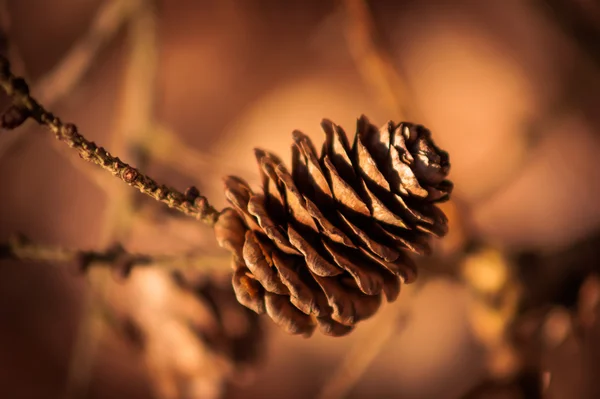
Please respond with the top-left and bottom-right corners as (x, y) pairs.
(1, 0), (600, 398)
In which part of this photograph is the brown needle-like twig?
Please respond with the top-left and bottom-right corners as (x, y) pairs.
(61, 2), (175, 397)
(0, 54), (221, 225)
(342, 0), (418, 122)
(0, 0), (139, 164)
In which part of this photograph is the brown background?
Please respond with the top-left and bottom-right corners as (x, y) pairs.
(1, 0), (599, 398)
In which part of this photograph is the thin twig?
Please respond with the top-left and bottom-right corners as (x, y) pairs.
(0, 234), (229, 274)
(101, 0), (160, 243)
(36, 0), (141, 105)
(64, 3), (162, 397)
(0, 55), (221, 226)
(0, 0), (240, 193)
(0, 0), (139, 162)
(342, 0), (418, 121)
(147, 123), (250, 179)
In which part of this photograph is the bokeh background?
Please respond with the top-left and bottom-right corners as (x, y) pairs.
(1, 0), (600, 398)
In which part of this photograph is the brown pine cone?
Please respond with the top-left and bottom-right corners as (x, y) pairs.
(214, 115), (452, 337)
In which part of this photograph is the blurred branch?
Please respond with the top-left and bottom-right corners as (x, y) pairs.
(66, 2), (161, 397)
(101, 0), (160, 243)
(0, 234), (228, 275)
(146, 123), (249, 180)
(0, 0), (139, 163)
(316, 283), (422, 399)
(36, 0), (141, 105)
(0, 55), (221, 225)
(341, 0), (418, 121)
(0, 0), (240, 195)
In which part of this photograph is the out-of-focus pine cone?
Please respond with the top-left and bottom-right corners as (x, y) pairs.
(186, 275), (264, 371)
(110, 270), (264, 399)
(214, 115), (452, 337)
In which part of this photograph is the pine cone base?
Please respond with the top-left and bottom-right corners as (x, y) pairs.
(215, 115), (452, 337)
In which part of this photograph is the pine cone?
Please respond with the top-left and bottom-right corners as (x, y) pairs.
(214, 115), (452, 337)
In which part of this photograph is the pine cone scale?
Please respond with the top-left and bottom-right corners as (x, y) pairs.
(232, 267), (266, 315)
(337, 211), (400, 262)
(359, 245), (416, 283)
(287, 225), (342, 277)
(355, 132), (393, 193)
(360, 178), (410, 229)
(271, 253), (321, 315)
(312, 272), (379, 326)
(215, 115), (452, 337)
(322, 240), (383, 295)
(292, 131), (332, 202)
(264, 292), (316, 336)
(274, 162), (320, 232)
(214, 208), (246, 265)
(322, 155), (372, 216)
(322, 121), (355, 178)
(243, 231), (289, 295)
(303, 197), (356, 248)
(316, 316), (354, 336)
(247, 194), (298, 255)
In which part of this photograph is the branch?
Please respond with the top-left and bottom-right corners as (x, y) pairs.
(342, 0), (419, 121)
(63, 5), (161, 390)
(0, 234), (229, 277)
(36, 0), (141, 105)
(0, 0), (241, 194)
(0, 55), (221, 226)
(147, 123), (250, 180)
(101, 0), (160, 243)
(0, 0), (138, 164)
